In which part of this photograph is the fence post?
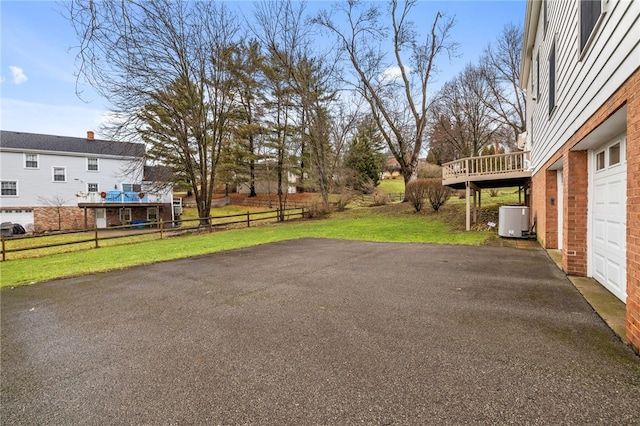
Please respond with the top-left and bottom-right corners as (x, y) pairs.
(1, 234), (5, 262)
(209, 217), (213, 233)
(247, 211), (250, 227)
(94, 226), (99, 248)
(160, 219), (164, 239)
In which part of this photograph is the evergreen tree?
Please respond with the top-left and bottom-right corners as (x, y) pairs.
(344, 119), (385, 193)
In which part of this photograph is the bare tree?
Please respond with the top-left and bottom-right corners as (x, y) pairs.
(429, 64), (503, 158)
(293, 56), (338, 205)
(328, 99), (363, 192)
(479, 23), (526, 145)
(37, 195), (69, 231)
(68, 1), (241, 222)
(313, 0), (457, 198)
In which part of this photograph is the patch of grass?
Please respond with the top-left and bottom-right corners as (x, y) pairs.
(377, 179), (405, 194)
(0, 203), (487, 288)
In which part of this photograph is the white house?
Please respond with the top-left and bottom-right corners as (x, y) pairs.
(236, 162), (298, 195)
(0, 130), (175, 232)
(519, 0), (640, 354)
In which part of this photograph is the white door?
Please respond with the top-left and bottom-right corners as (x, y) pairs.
(557, 169), (563, 251)
(590, 137), (626, 302)
(95, 208), (107, 229)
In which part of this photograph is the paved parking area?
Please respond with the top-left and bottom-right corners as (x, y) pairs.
(2, 239), (639, 425)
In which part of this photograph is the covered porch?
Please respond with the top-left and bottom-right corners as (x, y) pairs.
(442, 151), (532, 231)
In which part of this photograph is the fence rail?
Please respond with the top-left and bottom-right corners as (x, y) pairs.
(1, 207), (305, 261)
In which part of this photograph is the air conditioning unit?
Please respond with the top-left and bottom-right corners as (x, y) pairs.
(498, 206), (530, 238)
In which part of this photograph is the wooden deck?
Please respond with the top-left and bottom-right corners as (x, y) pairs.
(442, 151), (532, 190)
(442, 152), (532, 231)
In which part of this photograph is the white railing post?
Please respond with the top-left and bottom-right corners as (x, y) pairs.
(442, 151), (530, 183)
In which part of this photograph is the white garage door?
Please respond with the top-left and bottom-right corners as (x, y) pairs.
(0, 209), (35, 230)
(590, 137), (626, 302)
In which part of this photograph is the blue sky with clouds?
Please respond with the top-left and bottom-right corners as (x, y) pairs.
(1, 1), (525, 139)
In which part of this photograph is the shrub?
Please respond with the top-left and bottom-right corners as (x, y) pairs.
(489, 188), (500, 197)
(303, 201), (331, 219)
(406, 178), (453, 212)
(405, 179), (430, 212)
(335, 191), (355, 211)
(417, 163), (442, 179)
(424, 178), (453, 212)
(371, 191), (390, 206)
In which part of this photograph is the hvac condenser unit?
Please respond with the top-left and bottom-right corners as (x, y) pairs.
(498, 206), (530, 238)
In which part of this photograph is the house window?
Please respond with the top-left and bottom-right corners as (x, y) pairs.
(25, 153), (38, 169)
(122, 183), (142, 192)
(549, 40), (556, 116)
(87, 157), (99, 171)
(609, 143), (621, 166)
(88, 183), (99, 193)
(580, 0), (602, 52)
(1, 181), (18, 196)
(596, 151), (605, 171)
(53, 167), (66, 182)
(120, 208), (132, 224)
(147, 207), (158, 222)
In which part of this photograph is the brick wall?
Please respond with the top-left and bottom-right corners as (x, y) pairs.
(103, 205), (173, 227)
(545, 169), (558, 249)
(563, 151), (588, 276)
(531, 67), (640, 354)
(625, 68), (640, 354)
(33, 205), (173, 232)
(33, 207), (94, 232)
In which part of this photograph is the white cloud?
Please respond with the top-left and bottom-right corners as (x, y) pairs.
(381, 66), (408, 82)
(9, 66), (28, 85)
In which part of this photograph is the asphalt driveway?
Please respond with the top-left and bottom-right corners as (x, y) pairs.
(2, 239), (639, 425)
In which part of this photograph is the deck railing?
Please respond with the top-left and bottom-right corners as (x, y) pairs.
(76, 191), (166, 204)
(442, 151), (530, 181)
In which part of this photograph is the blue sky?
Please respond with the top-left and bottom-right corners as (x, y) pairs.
(0, 1), (526, 139)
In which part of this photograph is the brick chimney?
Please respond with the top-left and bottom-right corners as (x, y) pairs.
(87, 131), (95, 141)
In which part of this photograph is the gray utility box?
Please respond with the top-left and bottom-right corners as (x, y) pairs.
(498, 206), (530, 238)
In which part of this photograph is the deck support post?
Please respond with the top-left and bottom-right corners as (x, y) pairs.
(465, 181), (481, 231)
(466, 182), (471, 231)
(473, 188), (478, 224)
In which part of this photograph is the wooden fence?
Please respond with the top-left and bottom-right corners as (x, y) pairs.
(1, 207), (305, 261)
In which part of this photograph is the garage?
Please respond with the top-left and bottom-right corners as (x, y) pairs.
(590, 135), (627, 302)
(0, 208), (34, 231)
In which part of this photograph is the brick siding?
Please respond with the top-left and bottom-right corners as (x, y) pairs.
(626, 68), (640, 354)
(531, 67), (640, 354)
(103, 205), (173, 228)
(33, 205), (173, 232)
(563, 151), (588, 276)
(33, 207), (94, 233)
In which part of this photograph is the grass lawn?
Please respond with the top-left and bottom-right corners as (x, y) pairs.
(0, 188), (521, 288)
(377, 179), (405, 194)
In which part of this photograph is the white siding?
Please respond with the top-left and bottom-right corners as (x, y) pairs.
(0, 149), (142, 207)
(525, 0), (640, 170)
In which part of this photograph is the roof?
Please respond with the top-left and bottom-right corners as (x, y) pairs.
(143, 165), (173, 182)
(0, 130), (145, 158)
(519, 0), (542, 89)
